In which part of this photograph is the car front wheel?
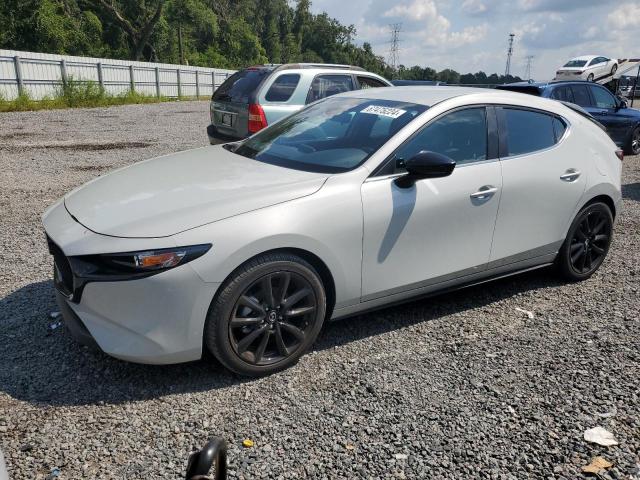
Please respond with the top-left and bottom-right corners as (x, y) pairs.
(557, 202), (613, 281)
(204, 253), (327, 376)
(611, 64), (618, 76)
(587, 73), (595, 82)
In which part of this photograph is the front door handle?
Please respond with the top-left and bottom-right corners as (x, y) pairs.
(560, 169), (581, 182)
(470, 186), (498, 200)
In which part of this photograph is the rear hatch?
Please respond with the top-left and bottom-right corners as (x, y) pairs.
(211, 67), (273, 139)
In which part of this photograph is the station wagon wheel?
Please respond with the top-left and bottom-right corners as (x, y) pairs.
(205, 253), (327, 376)
(558, 202), (613, 281)
(229, 271), (318, 366)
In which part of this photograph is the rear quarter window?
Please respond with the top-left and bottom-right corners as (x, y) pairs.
(265, 74), (301, 102)
(503, 108), (558, 156)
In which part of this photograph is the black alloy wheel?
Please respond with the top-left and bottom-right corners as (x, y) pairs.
(558, 202), (613, 280)
(205, 253), (326, 376)
(229, 271), (317, 366)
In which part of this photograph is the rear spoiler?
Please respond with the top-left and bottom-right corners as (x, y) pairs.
(558, 101), (607, 133)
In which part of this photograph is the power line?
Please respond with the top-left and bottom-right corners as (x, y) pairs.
(388, 23), (402, 72)
(524, 55), (534, 80)
(505, 33), (515, 77)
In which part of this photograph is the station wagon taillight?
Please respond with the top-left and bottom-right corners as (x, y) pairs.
(615, 149), (624, 162)
(248, 103), (267, 133)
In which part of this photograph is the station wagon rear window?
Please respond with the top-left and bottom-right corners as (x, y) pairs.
(233, 97), (427, 173)
(212, 68), (270, 104)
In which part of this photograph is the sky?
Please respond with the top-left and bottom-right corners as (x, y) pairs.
(310, 0), (640, 80)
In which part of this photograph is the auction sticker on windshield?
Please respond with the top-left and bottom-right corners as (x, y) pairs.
(361, 105), (407, 118)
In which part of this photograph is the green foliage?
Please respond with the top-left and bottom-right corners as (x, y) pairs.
(0, 0), (515, 84)
(0, 79), (175, 112)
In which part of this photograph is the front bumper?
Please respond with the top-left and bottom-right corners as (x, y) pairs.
(44, 201), (221, 365)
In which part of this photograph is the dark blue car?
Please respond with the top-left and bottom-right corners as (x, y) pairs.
(497, 81), (640, 155)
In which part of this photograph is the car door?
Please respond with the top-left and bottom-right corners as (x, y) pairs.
(490, 107), (587, 266)
(586, 84), (630, 145)
(361, 107), (502, 300)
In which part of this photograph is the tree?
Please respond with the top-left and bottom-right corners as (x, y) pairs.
(89, 0), (166, 60)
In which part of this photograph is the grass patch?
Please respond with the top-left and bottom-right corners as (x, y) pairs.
(0, 78), (201, 112)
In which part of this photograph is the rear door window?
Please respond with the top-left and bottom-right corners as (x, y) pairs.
(570, 85), (592, 108)
(265, 74), (301, 102)
(306, 75), (355, 103)
(357, 76), (388, 89)
(503, 108), (557, 156)
(212, 68), (270, 104)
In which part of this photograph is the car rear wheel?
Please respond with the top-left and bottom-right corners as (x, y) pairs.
(557, 202), (613, 281)
(611, 64), (618, 76)
(587, 73), (595, 82)
(627, 127), (640, 156)
(204, 253), (326, 376)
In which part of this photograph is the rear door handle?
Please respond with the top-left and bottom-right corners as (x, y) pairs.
(560, 169), (581, 182)
(470, 186), (498, 200)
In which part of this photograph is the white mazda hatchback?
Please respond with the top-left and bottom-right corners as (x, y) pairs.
(43, 87), (623, 376)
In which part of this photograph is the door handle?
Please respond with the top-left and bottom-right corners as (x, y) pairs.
(470, 186), (498, 200)
(560, 169), (581, 182)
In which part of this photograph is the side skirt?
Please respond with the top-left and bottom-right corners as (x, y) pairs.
(330, 254), (556, 321)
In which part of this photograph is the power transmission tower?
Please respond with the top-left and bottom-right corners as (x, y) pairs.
(504, 33), (515, 77)
(388, 23), (402, 73)
(524, 55), (534, 80)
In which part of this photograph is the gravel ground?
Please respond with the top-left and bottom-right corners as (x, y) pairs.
(0, 101), (638, 480)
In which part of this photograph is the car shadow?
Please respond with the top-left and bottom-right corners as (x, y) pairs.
(622, 182), (639, 202)
(0, 268), (564, 407)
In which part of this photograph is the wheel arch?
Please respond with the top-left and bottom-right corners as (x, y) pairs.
(582, 194), (617, 219)
(209, 246), (337, 322)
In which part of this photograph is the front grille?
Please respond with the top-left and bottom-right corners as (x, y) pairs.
(47, 236), (74, 297)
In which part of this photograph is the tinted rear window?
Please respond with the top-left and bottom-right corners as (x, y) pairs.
(570, 85), (592, 107)
(212, 69), (270, 103)
(504, 108), (556, 156)
(265, 74), (300, 102)
(564, 60), (587, 68)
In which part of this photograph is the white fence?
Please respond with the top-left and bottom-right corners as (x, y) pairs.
(0, 49), (236, 100)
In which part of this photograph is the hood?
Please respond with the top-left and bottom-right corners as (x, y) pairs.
(64, 145), (328, 238)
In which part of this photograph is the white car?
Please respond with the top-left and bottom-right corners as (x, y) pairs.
(555, 56), (618, 82)
(43, 87), (623, 376)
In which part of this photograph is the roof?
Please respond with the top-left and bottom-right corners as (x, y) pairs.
(339, 86), (498, 106)
(568, 55), (599, 61)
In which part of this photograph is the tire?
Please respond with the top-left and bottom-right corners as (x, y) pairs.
(587, 73), (595, 82)
(557, 202), (613, 281)
(204, 253), (327, 376)
(626, 126), (640, 156)
(611, 63), (618, 76)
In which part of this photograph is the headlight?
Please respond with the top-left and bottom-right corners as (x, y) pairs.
(70, 244), (211, 279)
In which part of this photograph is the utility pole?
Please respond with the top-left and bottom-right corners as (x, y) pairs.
(524, 55), (534, 81)
(388, 23), (402, 75)
(505, 33), (515, 77)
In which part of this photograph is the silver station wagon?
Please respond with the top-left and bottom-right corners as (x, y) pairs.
(206, 63), (392, 143)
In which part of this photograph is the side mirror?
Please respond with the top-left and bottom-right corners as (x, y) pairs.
(394, 151), (456, 188)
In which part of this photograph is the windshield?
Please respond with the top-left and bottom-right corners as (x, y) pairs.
(233, 97), (428, 173)
(563, 60), (588, 68)
(212, 68), (270, 104)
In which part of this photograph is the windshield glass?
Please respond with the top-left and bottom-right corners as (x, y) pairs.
(563, 60), (588, 68)
(233, 97), (428, 173)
